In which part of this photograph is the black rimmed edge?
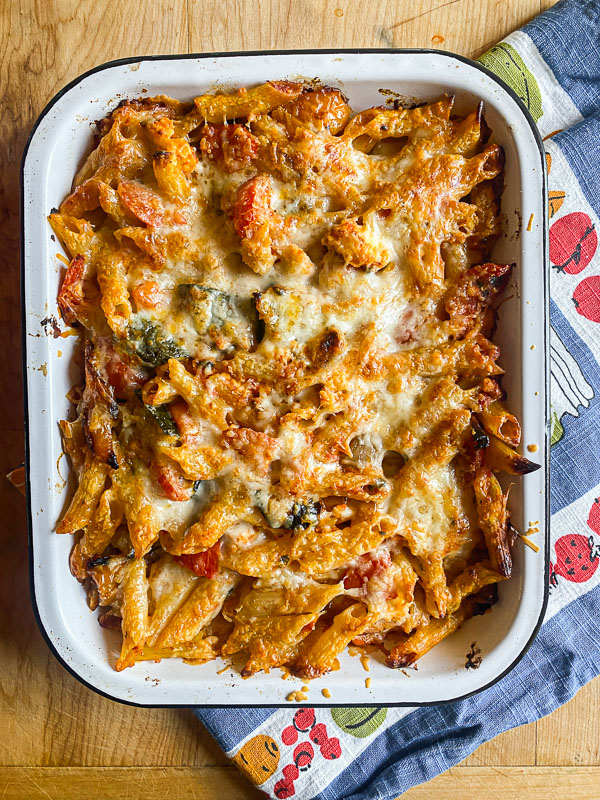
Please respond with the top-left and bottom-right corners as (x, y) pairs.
(21, 48), (550, 709)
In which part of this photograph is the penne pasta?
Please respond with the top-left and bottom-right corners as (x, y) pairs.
(386, 606), (466, 668)
(56, 457), (110, 534)
(485, 433), (541, 475)
(155, 570), (237, 649)
(52, 84), (536, 678)
(116, 557), (149, 671)
(49, 213), (95, 259)
(474, 466), (512, 578)
(80, 488), (123, 558)
(478, 402), (521, 447)
(113, 466), (161, 558)
(295, 603), (373, 679)
(172, 485), (251, 554)
(95, 247), (132, 337)
(193, 81), (303, 123)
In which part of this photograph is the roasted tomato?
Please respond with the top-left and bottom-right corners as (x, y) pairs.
(117, 180), (165, 227)
(153, 455), (194, 502)
(199, 123), (259, 172)
(58, 254), (86, 325)
(232, 174), (273, 240)
(170, 399), (200, 440)
(343, 551), (392, 590)
(131, 280), (165, 310)
(175, 540), (221, 578)
(98, 337), (148, 399)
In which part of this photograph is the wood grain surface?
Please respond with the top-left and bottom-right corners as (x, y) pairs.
(2, 0), (598, 798)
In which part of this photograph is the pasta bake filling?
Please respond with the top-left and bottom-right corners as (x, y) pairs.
(52, 82), (539, 676)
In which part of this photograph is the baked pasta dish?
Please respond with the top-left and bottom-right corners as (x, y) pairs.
(51, 81), (540, 678)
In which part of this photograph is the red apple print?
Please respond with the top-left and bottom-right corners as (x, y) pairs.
(309, 723), (342, 759)
(274, 764), (300, 798)
(276, 710), (343, 795)
(587, 497), (600, 535)
(573, 276), (600, 323)
(293, 742), (314, 771)
(319, 737), (342, 760)
(293, 708), (316, 733)
(283, 764), (299, 780)
(274, 780), (295, 799)
(552, 534), (599, 582)
(282, 725), (298, 746)
(281, 708), (316, 748)
(309, 723), (329, 747)
(550, 212), (597, 274)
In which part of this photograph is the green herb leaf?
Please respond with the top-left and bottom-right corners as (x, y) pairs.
(145, 402), (178, 436)
(126, 319), (186, 367)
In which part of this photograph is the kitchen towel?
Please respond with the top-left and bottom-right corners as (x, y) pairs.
(196, 1), (600, 797)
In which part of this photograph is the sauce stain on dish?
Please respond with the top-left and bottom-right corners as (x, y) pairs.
(40, 315), (62, 338)
(56, 451), (65, 481)
(465, 642), (482, 670)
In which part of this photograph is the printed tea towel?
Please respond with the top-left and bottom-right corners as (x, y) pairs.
(196, 1), (600, 796)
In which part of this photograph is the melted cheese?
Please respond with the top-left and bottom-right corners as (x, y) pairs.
(56, 86), (513, 676)
(393, 463), (460, 555)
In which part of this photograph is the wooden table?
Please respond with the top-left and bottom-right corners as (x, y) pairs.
(2, 1), (599, 797)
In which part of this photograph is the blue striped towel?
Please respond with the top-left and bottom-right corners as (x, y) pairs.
(196, 1), (600, 796)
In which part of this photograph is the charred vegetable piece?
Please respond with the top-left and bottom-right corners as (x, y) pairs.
(87, 554), (111, 568)
(485, 434), (540, 475)
(471, 419), (490, 449)
(305, 328), (344, 368)
(177, 284), (255, 352)
(144, 402), (178, 436)
(178, 284), (231, 330)
(285, 501), (320, 531)
(125, 319), (186, 367)
(254, 491), (320, 531)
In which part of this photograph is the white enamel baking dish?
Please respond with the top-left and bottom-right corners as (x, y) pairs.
(22, 50), (549, 707)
